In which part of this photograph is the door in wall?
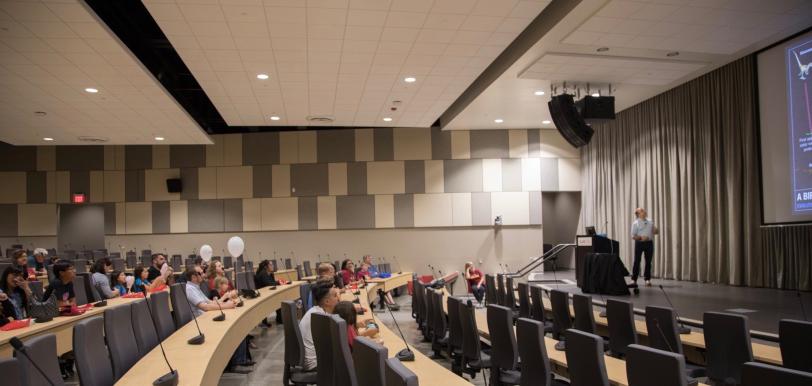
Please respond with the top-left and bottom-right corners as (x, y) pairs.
(58, 204), (106, 252)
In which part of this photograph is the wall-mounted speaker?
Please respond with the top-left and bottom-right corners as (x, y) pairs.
(166, 178), (182, 193)
(548, 94), (594, 148)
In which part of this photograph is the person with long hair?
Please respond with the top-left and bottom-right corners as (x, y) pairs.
(91, 257), (120, 299)
(132, 266), (165, 293)
(463, 262), (485, 305)
(340, 259), (360, 286)
(111, 271), (128, 295)
(254, 259), (278, 288)
(334, 300), (379, 349)
(0, 267), (31, 320)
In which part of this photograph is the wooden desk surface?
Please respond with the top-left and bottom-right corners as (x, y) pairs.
(366, 272), (412, 292)
(275, 269), (298, 282)
(117, 283), (302, 386)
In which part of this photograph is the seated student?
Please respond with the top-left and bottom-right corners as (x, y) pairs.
(254, 260), (277, 288)
(147, 253), (173, 282)
(334, 300), (379, 349)
(132, 266), (165, 293)
(0, 267), (32, 320)
(206, 260), (233, 292)
(28, 248), (48, 275)
(299, 281), (340, 371)
(111, 271), (128, 295)
(464, 262), (486, 305)
(11, 250), (33, 280)
(340, 260), (360, 287)
(91, 258), (120, 299)
(210, 276), (238, 302)
(42, 261), (77, 310)
(316, 262), (344, 290)
(183, 267), (254, 373)
(357, 256), (399, 311)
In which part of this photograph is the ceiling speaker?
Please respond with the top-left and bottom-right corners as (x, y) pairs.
(548, 94), (594, 148)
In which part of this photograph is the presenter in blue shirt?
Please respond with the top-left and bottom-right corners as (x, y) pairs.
(630, 208), (658, 287)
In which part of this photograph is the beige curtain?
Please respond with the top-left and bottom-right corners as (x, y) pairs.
(580, 56), (812, 290)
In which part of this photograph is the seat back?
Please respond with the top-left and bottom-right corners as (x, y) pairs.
(149, 291), (176, 341)
(74, 259), (88, 274)
(550, 289), (572, 339)
(29, 280), (44, 299)
(235, 271), (248, 290)
(126, 254), (138, 269)
(170, 255), (182, 272)
(517, 282), (531, 318)
(626, 344), (688, 386)
(285, 258), (292, 269)
(73, 316), (114, 386)
(565, 329), (610, 386)
(487, 304), (518, 372)
(104, 304), (140, 380)
(14, 334), (64, 386)
(458, 299), (483, 363)
(424, 288), (435, 338)
(169, 283), (193, 329)
(296, 265), (303, 280)
(703, 311), (753, 384)
(496, 273), (506, 306)
(446, 296), (463, 354)
(413, 281), (424, 325)
(606, 299), (637, 356)
(0, 358), (21, 386)
(505, 277), (517, 308)
(529, 285), (546, 322)
(330, 313), (359, 386)
(352, 337), (387, 386)
(131, 299), (159, 357)
(281, 301), (307, 368)
(303, 260), (312, 277)
(644, 305), (682, 354)
(312, 312), (336, 386)
(779, 319), (812, 372)
(246, 270), (257, 290)
(431, 290), (447, 342)
(741, 361), (812, 386)
(572, 293), (596, 333)
(63, 249), (78, 260)
(111, 258), (125, 273)
(485, 274), (497, 305)
(185, 257), (195, 269)
(72, 275), (90, 305)
(141, 249), (152, 257)
(245, 260), (253, 273)
(385, 357), (418, 386)
(516, 317), (553, 386)
(223, 255), (233, 269)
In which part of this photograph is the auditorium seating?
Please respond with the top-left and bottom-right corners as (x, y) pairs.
(625, 344), (691, 386)
(445, 295), (464, 373)
(703, 312), (753, 385)
(169, 283), (193, 328)
(104, 304), (140, 380)
(529, 285), (554, 333)
(385, 358), (418, 386)
(131, 299), (160, 357)
(516, 317), (568, 386)
(430, 290), (449, 358)
(281, 300), (317, 386)
(0, 358), (22, 386)
(486, 304), (521, 385)
(517, 282), (531, 319)
(606, 299), (638, 357)
(458, 298), (491, 379)
(485, 274), (497, 305)
(311, 312), (336, 386)
(778, 319), (812, 372)
(550, 289), (573, 346)
(303, 260), (312, 277)
(73, 316), (114, 386)
(14, 334), (64, 386)
(741, 362), (812, 386)
(149, 291), (176, 341)
(353, 337), (387, 386)
(565, 329), (610, 386)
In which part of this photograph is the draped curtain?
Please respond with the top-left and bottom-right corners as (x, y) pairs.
(580, 56), (812, 290)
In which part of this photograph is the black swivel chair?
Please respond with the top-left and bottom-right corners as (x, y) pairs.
(505, 277), (518, 310)
(572, 294), (597, 334)
(741, 361), (812, 386)
(430, 290), (449, 358)
(446, 296), (465, 374)
(778, 319), (812, 372)
(385, 358), (418, 386)
(312, 312), (336, 386)
(72, 274), (91, 305)
(703, 312), (753, 385)
(564, 329), (610, 386)
(485, 274), (497, 305)
(516, 318), (568, 386)
(149, 291), (176, 341)
(223, 255), (233, 269)
(104, 304), (140, 380)
(0, 357), (22, 386)
(14, 334), (65, 386)
(285, 258), (292, 269)
(303, 261), (312, 277)
(645, 305), (705, 378)
(73, 316), (114, 386)
(352, 337), (387, 386)
(626, 344), (693, 386)
(550, 289), (573, 348)
(327, 314), (358, 386)
(529, 285), (554, 333)
(235, 270), (248, 290)
(606, 299), (638, 357)
(131, 299), (160, 357)
(496, 273), (506, 307)
(486, 305), (521, 385)
(423, 287), (435, 341)
(281, 301), (317, 385)
(517, 282), (531, 318)
(111, 258), (125, 273)
(126, 253), (138, 269)
(169, 283), (193, 329)
(458, 299), (491, 380)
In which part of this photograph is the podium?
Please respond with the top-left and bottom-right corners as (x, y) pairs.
(575, 235), (620, 288)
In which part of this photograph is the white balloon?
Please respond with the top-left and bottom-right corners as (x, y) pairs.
(227, 236), (245, 258)
(200, 244), (213, 262)
(160, 263), (169, 276)
(125, 275), (134, 288)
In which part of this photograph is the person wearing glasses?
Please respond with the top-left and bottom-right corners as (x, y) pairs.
(43, 261), (77, 310)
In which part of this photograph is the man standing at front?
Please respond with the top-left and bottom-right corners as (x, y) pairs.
(631, 207), (658, 287)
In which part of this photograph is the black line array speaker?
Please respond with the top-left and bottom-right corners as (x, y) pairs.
(576, 95), (615, 121)
(166, 178), (182, 193)
(548, 94), (594, 148)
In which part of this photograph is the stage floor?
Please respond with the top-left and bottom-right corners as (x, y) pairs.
(524, 269), (808, 335)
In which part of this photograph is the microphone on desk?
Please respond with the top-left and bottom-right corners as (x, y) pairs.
(178, 287), (206, 345)
(393, 256), (402, 274)
(139, 288), (179, 385)
(652, 319), (676, 353)
(798, 291), (808, 321)
(428, 264), (436, 277)
(213, 297), (226, 321)
(659, 285), (690, 334)
(10, 337), (57, 386)
(378, 288), (415, 362)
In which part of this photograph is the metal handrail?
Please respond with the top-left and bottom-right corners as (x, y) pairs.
(507, 243), (575, 278)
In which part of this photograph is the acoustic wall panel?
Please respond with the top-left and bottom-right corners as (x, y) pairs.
(279, 132), (298, 164)
(37, 146), (55, 171)
(509, 129), (529, 158)
(242, 198), (261, 231)
(18, 204), (56, 236)
(89, 171), (104, 203)
(393, 127), (431, 160)
(354, 129), (375, 161)
(367, 161), (405, 194)
(125, 202), (153, 234)
(271, 165), (291, 197)
(0, 172), (26, 203)
(298, 131), (317, 164)
(491, 192), (530, 225)
(482, 159), (502, 192)
(197, 167), (217, 199)
(152, 145), (170, 169)
(188, 199), (224, 233)
(170, 200), (189, 233)
(558, 158), (581, 191)
(450, 131), (470, 159)
(424, 160), (444, 193)
(521, 158), (541, 191)
(145, 168), (181, 201)
(102, 171), (125, 203)
(261, 197), (298, 231)
(217, 166), (253, 199)
(414, 194), (453, 227)
(317, 196), (337, 230)
(336, 196), (374, 229)
(328, 163), (348, 196)
(470, 130), (508, 159)
(451, 193), (472, 226)
(375, 194), (395, 228)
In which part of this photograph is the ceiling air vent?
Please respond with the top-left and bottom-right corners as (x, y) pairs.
(77, 136), (110, 143)
(306, 115), (334, 123)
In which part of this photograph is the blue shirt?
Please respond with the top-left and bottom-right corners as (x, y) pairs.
(631, 218), (655, 240)
(114, 283), (128, 295)
(185, 282), (210, 317)
(132, 278), (150, 294)
(367, 264), (379, 278)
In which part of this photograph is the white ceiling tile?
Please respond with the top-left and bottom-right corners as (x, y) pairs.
(380, 27), (419, 42)
(344, 25), (382, 41)
(179, 4), (224, 22)
(385, 12), (427, 28)
(265, 7), (307, 23)
(349, 0), (393, 10)
(347, 9), (387, 26)
(307, 7), (347, 25)
(423, 13), (466, 30)
(460, 15), (503, 32)
(390, 0), (435, 13)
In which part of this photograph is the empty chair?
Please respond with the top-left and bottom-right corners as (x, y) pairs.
(703, 312), (753, 385)
(235, 271), (248, 290)
(516, 318), (567, 386)
(423, 287), (435, 341)
(311, 312), (336, 386)
(645, 305), (705, 378)
(0, 357), (21, 386)
(14, 334), (64, 386)
(223, 255), (233, 269)
(74, 316), (114, 386)
(184, 257), (195, 269)
(303, 260), (312, 277)
(353, 337), (387, 386)
(131, 299), (159, 357)
(572, 293), (597, 334)
(430, 290), (448, 358)
(104, 304), (140, 380)
(126, 254), (138, 269)
(606, 299), (638, 357)
(285, 258), (292, 269)
(74, 258), (88, 274)
(458, 299), (491, 379)
(385, 358), (418, 386)
(109, 252), (121, 258)
(446, 296), (464, 372)
(111, 258), (125, 273)
(141, 249), (152, 257)
(626, 344), (689, 386)
(485, 274), (497, 305)
(72, 275), (91, 305)
(245, 260), (254, 273)
(779, 319), (812, 372)
(565, 329), (610, 386)
(281, 301), (317, 385)
(486, 305), (521, 385)
(296, 265), (303, 281)
(517, 282), (531, 318)
(169, 283), (193, 329)
(170, 257), (181, 272)
(271, 259), (278, 271)
(149, 291), (176, 341)
(236, 255), (244, 269)
(92, 250), (106, 261)
(529, 285), (554, 333)
(741, 361), (812, 386)
(63, 249), (77, 260)
(246, 270), (257, 290)
(550, 289), (573, 345)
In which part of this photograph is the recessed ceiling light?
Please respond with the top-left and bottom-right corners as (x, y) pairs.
(597, 47), (609, 52)
(667, 51), (679, 57)
(84, 88), (98, 93)
(383, 117), (393, 122)
(154, 136), (165, 141)
(404, 77), (416, 83)
(591, 93), (600, 97)
(256, 73), (269, 80)
(270, 115), (280, 121)
(494, 118), (504, 123)
(43, 137), (54, 141)
(542, 120), (551, 124)
(534, 90), (545, 96)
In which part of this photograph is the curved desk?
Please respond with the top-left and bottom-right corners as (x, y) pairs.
(117, 283), (301, 386)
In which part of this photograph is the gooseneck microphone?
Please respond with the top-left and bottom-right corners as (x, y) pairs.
(213, 297), (226, 322)
(180, 285), (206, 345)
(393, 255), (402, 274)
(140, 288), (179, 385)
(659, 285), (690, 334)
(10, 337), (56, 386)
(378, 288), (415, 361)
(652, 319), (676, 353)
(798, 291), (808, 321)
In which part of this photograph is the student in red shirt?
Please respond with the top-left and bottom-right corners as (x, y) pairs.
(334, 301), (378, 349)
(464, 262), (486, 305)
(339, 259), (360, 287)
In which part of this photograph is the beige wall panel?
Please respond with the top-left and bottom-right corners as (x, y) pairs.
(0, 172), (26, 204)
(317, 196), (337, 230)
(508, 129), (529, 158)
(279, 132), (299, 164)
(55, 171), (70, 203)
(424, 160), (444, 193)
(393, 127), (431, 160)
(37, 146), (55, 171)
(89, 171), (104, 203)
(18, 204), (57, 236)
(367, 161), (405, 194)
(217, 166), (252, 199)
(103, 171), (125, 202)
(491, 192), (530, 225)
(261, 197), (298, 231)
(205, 135), (224, 167)
(355, 129), (374, 161)
(413, 193), (453, 227)
(125, 202), (152, 234)
(145, 168), (181, 201)
(272, 164), (291, 197)
(374, 194), (395, 228)
(298, 131), (317, 163)
(152, 145), (170, 169)
(451, 192), (472, 226)
(242, 198), (262, 231)
(115, 202), (126, 234)
(197, 167), (218, 199)
(558, 158), (582, 191)
(114, 146), (125, 170)
(46, 172), (56, 203)
(223, 134), (243, 166)
(328, 163), (348, 196)
(169, 200), (188, 233)
(540, 129), (580, 158)
(482, 159), (502, 192)
(451, 131), (470, 159)
(521, 158), (542, 191)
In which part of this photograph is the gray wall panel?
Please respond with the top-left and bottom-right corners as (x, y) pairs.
(70, 170), (90, 196)
(394, 194), (414, 228)
(336, 196), (374, 229)
(180, 168), (198, 200)
(404, 160), (425, 194)
(125, 145), (152, 170)
(471, 192), (491, 226)
(252, 165), (273, 198)
(243, 132), (279, 165)
(527, 129), (541, 157)
(346, 162), (367, 195)
(298, 197), (317, 231)
(291, 163), (328, 196)
(317, 130), (355, 163)
(103, 203), (116, 235)
(125, 169), (145, 202)
(501, 158), (522, 192)
(470, 130), (509, 159)
(188, 199), (224, 233)
(431, 128), (452, 160)
(0, 204), (18, 236)
(444, 159), (483, 193)
(27, 171), (47, 203)
(152, 201), (170, 234)
(0, 143), (35, 171)
(540, 157), (559, 191)
(223, 199), (242, 232)
(373, 128), (393, 161)
(529, 191), (542, 225)
(170, 145), (206, 168)
(56, 146), (104, 171)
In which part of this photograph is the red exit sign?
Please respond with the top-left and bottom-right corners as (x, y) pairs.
(71, 193), (86, 204)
